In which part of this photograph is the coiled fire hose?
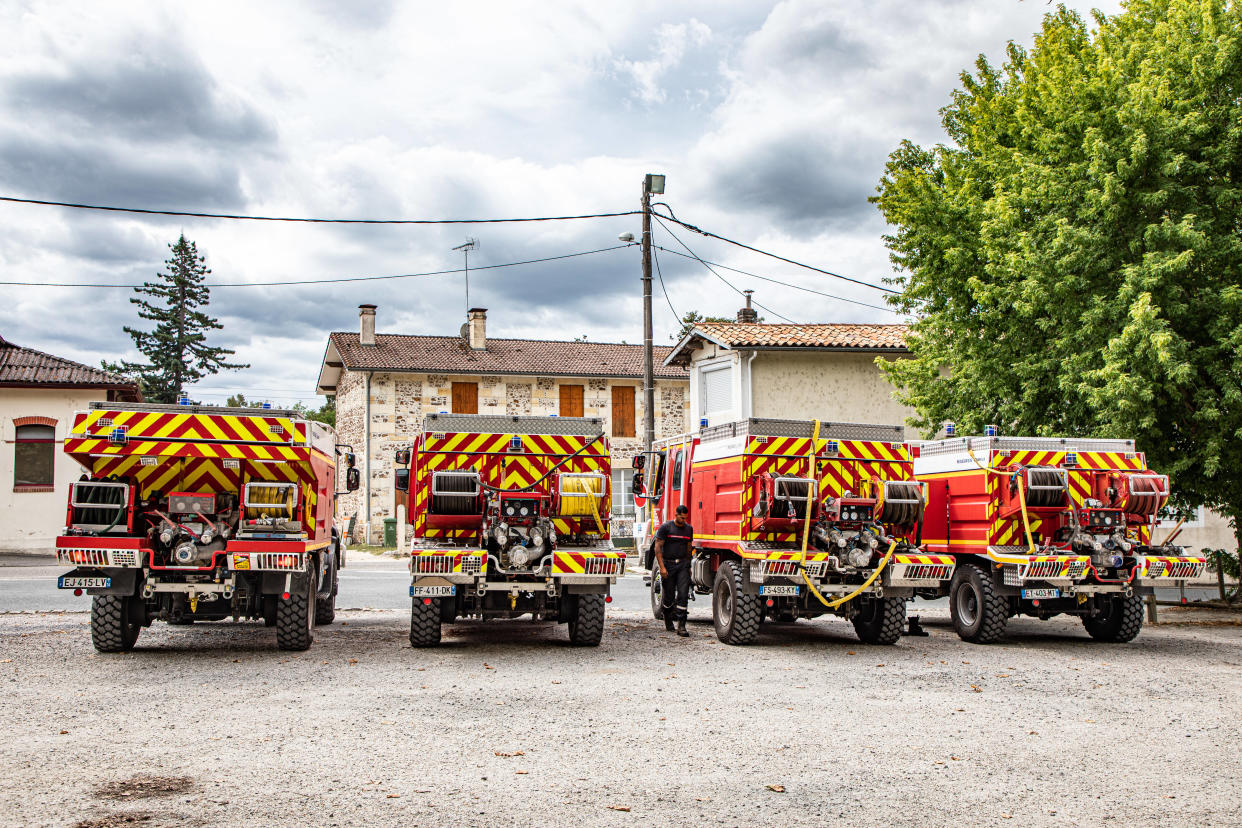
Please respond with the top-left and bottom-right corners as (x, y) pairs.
(967, 448), (1037, 554)
(796, 418), (898, 609)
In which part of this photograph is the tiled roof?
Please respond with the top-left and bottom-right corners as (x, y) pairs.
(326, 333), (689, 381)
(0, 335), (141, 394)
(666, 322), (908, 365)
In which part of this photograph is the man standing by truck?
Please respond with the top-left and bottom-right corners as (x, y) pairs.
(655, 505), (693, 637)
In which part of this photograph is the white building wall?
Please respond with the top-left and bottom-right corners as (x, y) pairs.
(1, 388), (109, 551)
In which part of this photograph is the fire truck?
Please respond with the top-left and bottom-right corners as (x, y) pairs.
(395, 414), (625, 647)
(913, 432), (1208, 643)
(634, 418), (954, 645)
(54, 402), (358, 652)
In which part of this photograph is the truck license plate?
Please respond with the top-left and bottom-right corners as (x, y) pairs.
(760, 585), (800, 596)
(410, 585), (456, 597)
(59, 576), (110, 589)
(1022, 588), (1060, 599)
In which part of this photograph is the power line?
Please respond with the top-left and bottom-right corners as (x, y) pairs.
(0, 244), (636, 288)
(652, 209), (899, 294)
(653, 216), (797, 323)
(651, 245), (681, 326)
(0, 194), (640, 225)
(652, 245), (899, 314)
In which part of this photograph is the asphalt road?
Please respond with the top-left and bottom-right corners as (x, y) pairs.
(0, 551), (1227, 617)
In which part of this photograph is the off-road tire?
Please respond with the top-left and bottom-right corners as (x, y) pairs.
(950, 563), (1008, 644)
(315, 551), (337, 626)
(852, 596), (906, 645)
(713, 560), (761, 645)
(568, 593), (606, 646)
(1082, 593), (1144, 643)
(91, 595), (140, 653)
(276, 571), (316, 651)
(409, 597), (442, 647)
(650, 571), (664, 620)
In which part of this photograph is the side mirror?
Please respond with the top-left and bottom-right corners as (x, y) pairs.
(394, 468), (410, 492)
(394, 449), (411, 465)
(631, 471), (644, 495)
(346, 467), (361, 492)
(631, 454), (646, 470)
(345, 452), (357, 469)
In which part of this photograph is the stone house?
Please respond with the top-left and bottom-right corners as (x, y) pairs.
(316, 305), (690, 543)
(0, 334), (141, 550)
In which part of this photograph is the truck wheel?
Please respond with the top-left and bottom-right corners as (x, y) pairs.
(650, 571), (664, 620)
(852, 596), (906, 645)
(950, 564), (1008, 644)
(409, 597), (442, 647)
(91, 595), (140, 653)
(1082, 593), (1144, 642)
(276, 570), (316, 651)
(713, 560), (761, 645)
(568, 593), (605, 647)
(315, 552), (337, 626)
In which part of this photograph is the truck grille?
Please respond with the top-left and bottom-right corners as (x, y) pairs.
(1147, 558), (1205, 579)
(249, 553), (304, 571)
(57, 548), (141, 568)
(584, 557), (624, 576)
(413, 554), (485, 575)
(1022, 559), (1087, 580)
(892, 563), (953, 582)
(761, 560), (801, 578)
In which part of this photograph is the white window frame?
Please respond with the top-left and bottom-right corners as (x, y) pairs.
(699, 359), (735, 420)
(611, 468), (635, 517)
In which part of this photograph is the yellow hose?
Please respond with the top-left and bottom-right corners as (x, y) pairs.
(796, 418), (897, 610)
(967, 448), (1037, 555)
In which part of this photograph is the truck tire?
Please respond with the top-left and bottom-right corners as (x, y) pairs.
(91, 595), (141, 653)
(276, 570), (316, 651)
(409, 597), (442, 647)
(851, 596), (905, 645)
(1082, 593), (1144, 642)
(713, 560), (761, 645)
(650, 571), (664, 620)
(568, 593), (605, 647)
(315, 552), (337, 626)
(950, 563), (1008, 644)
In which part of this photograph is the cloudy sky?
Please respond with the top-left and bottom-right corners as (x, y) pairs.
(0, 0), (1121, 406)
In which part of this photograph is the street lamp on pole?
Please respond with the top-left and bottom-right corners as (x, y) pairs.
(640, 173), (664, 488)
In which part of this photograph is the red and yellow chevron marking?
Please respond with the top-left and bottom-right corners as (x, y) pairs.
(1076, 451), (1145, 471)
(994, 516), (1049, 547)
(893, 553), (955, 566)
(422, 528), (479, 539)
(763, 550), (833, 563)
(550, 550), (626, 574)
(66, 436), (306, 462)
(73, 410), (305, 446)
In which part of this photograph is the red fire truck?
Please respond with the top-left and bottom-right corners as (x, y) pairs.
(54, 402), (358, 652)
(913, 433), (1208, 643)
(395, 414), (625, 647)
(634, 418), (954, 645)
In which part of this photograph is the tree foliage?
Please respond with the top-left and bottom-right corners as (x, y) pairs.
(874, 1), (1242, 531)
(105, 235), (247, 402)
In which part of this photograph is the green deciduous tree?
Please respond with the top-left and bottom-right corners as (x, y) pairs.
(105, 234), (247, 403)
(873, 1), (1242, 545)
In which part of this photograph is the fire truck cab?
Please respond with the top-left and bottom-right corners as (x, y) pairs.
(635, 418), (954, 645)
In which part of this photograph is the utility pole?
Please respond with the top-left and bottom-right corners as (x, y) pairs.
(641, 178), (657, 466)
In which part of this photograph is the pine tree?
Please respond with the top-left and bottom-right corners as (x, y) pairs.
(105, 235), (247, 402)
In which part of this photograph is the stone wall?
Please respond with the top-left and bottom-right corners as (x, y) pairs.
(334, 368), (690, 542)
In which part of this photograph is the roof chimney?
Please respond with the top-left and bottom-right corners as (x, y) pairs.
(737, 290), (758, 323)
(467, 307), (487, 350)
(359, 304), (377, 346)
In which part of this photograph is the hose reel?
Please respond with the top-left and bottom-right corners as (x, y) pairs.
(431, 471), (481, 515)
(875, 480), (923, 526)
(1121, 473), (1169, 517)
(558, 473), (605, 517)
(1017, 466), (1068, 508)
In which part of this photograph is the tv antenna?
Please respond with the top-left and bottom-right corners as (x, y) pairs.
(452, 238), (479, 311)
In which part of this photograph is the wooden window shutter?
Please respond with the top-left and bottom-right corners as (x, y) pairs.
(611, 385), (635, 437)
(559, 384), (584, 418)
(451, 382), (478, 414)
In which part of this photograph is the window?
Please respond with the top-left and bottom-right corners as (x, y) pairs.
(611, 385), (635, 437)
(612, 468), (634, 517)
(701, 363), (733, 417)
(451, 382), (478, 414)
(560, 384), (584, 418)
(15, 423), (55, 490)
(671, 449), (683, 491)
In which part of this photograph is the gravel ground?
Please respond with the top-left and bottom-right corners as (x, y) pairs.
(0, 606), (1239, 828)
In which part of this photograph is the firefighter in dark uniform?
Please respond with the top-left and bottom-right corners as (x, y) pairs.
(655, 504), (693, 637)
